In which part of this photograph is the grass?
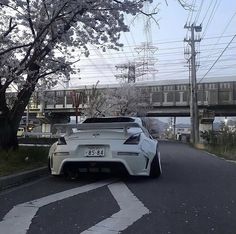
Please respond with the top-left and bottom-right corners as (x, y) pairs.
(0, 146), (49, 177)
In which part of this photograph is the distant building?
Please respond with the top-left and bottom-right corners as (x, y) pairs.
(176, 127), (191, 142)
(227, 120), (236, 132)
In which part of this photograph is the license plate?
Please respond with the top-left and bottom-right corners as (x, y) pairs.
(85, 147), (105, 157)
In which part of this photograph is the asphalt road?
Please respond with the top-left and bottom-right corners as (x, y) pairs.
(0, 141), (236, 234)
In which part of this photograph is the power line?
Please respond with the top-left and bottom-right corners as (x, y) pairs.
(194, 0), (204, 23)
(201, 0), (214, 24)
(202, 0), (221, 38)
(188, 0), (197, 23)
(186, 0), (194, 23)
(74, 64), (236, 73)
(78, 49), (236, 62)
(199, 34), (236, 83)
(201, 11), (236, 62)
(69, 35), (236, 59)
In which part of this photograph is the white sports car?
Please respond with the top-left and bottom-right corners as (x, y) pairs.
(48, 117), (162, 177)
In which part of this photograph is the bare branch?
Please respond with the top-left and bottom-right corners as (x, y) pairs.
(3, 18), (17, 37)
(177, 0), (193, 10)
(0, 43), (32, 57)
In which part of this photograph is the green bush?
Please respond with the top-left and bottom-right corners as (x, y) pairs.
(201, 130), (236, 160)
(206, 145), (236, 161)
(0, 146), (49, 176)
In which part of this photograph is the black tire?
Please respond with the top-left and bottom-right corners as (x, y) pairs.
(48, 158), (52, 174)
(149, 152), (162, 178)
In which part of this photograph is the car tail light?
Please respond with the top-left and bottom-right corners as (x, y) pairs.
(57, 137), (67, 145)
(124, 133), (140, 144)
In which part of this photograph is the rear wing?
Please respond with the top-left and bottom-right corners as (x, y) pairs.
(53, 122), (142, 136)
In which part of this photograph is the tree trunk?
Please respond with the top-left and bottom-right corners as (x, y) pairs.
(0, 113), (18, 150)
(0, 65), (39, 150)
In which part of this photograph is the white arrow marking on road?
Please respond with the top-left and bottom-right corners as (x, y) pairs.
(0, 180), (149, 234)
(81, 182), (150, 234)
(0, 179), (114, 234)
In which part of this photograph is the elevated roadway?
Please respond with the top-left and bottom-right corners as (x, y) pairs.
(12, 76), (236, 118)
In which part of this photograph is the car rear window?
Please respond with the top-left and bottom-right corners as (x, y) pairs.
(83, 117), (135, 123)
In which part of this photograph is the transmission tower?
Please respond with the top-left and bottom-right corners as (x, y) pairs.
(135, 42), (158, 81)
(115, 62), (148, 83)
(135, 1), (158, 81)
(115, 2), (158, 83)
(115, 63), (136, 83)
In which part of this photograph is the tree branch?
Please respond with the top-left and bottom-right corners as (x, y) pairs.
(37, 70), (60, 80)
(3, 18), (17, 37)
(21, 6), (87, 74)
(26, 0), (36, 38)
(0, 43), (32, 57)
(17, 1), (69, 72)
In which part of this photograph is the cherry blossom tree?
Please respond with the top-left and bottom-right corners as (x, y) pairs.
(82, 81), (109, 118)
(105, 82), (152, 116)
(0, 0), (156, 149)
(82, 82), (152, 117)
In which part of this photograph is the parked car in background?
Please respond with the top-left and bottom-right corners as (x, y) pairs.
(17, 127), (25, 137)
(48, 117), (162, 178)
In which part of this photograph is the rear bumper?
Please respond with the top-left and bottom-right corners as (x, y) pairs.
(51, 158), (149, 176)
(62, 161), (129, 175)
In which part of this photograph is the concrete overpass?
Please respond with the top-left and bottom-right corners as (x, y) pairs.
(21, 76), (236, 118)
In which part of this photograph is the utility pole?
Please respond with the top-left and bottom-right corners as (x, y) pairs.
(184, 23), (202, 145)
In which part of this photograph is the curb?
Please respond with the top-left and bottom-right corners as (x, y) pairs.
(227, 160), (236, 164)
(0, 166), (48, 191)
(205, 151), (236, 164)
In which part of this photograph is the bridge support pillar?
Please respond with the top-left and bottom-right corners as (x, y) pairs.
(199, 110), (215, 143)
(37, 113), (70, 135)
(42, 123), (51, 134)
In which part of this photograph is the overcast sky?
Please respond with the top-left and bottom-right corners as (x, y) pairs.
(66, 0), (236, 124)
(61, 0), (236, 88)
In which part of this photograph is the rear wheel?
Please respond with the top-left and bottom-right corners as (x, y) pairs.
(48, 158), (51, 174)
(149, 152), (162, 178)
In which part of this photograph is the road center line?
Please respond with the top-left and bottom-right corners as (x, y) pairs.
(81, 182), (150, 234)
(0, 179), (115, 234)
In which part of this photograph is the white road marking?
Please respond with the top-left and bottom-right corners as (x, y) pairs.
(0, 179), (115, 234)
(0, 180), (149, 234)
(81, 182), (150, 234)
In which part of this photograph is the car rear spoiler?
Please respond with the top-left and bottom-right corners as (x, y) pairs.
(53, 122), (142, 136)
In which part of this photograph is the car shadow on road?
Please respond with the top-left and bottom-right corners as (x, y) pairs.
(49, 172), (161, 185)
